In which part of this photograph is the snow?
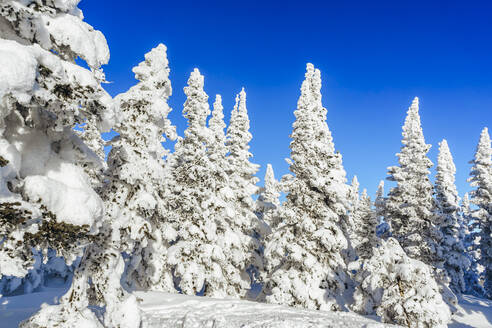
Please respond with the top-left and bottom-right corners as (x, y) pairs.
(18, 133), (104, 227)
(0, 286), (70, 328)
(451, 295), (492, 328)
(135, 292), (394, 328)
(43, 14), (110, 68)
(2, 289), (491, 328)
(0, 39), (38, 105)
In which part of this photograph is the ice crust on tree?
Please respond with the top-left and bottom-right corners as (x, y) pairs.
(262, 63), (350, 311)
(434, 139), (470, 294)
(352, 238), (451, 327)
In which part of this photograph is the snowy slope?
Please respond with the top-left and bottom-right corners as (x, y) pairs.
(1, 289), (492, 327)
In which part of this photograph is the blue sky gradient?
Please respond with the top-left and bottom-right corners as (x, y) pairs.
(80, 0), (492, 197)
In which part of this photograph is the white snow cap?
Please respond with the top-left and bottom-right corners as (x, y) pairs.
(189, 68), (204, 88)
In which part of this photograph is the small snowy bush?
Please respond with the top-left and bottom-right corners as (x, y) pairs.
(352, 238), (451, 328)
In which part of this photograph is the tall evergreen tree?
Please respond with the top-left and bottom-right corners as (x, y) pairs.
(103, 44), (176, 293)
(385, 98), (458, 309)
(164, 68), (215, 295)
(468, 127), (492, 298)
(208, 95), (229, 172)
(462, 192), (484, 295)
(385, 97), (441, 264)
(0, 1), (134, 326)
(164, 71), (256, 298)
(225, 88), (262, 292)
(225, 89), (260, 228)
(434, 139), (469, 294)
(262, 63), (350, 311)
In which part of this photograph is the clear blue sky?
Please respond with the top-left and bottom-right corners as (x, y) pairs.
(80, 0), (491, 198)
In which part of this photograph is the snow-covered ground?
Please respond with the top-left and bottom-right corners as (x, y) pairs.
(451, 295), (492, 328)
(1, 289), (491, 327)
(137, 291), (392, 328)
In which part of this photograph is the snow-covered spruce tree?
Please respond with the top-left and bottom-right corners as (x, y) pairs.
(462, 193), (484, 296)
(225, 88), (262, 293)
(255, 163), (281, 230)
(164, 70), (255, 298)
(346, 175), (379, 260)
(261, 63), (350, 311)
(385, 97), (442, 265)
(346, 176), (378, 259)
(46, 44), (177, 328)
(468, 127), (492, 298)
(346, 176), (360, 242)
(103, 44), (176, 294)
(385, 98), (458, 309)
(207, 94), (230, 184)
(351, 238), (451, 328)
(434, 139), (470, 294)
(0, 0), (122, 326)
(351, 189), (379, 260)
(348, 176), (360, 206)
(25, 43), (176, 328)
(375, 180), (390, 238)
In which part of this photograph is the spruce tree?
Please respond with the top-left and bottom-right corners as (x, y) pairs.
(225, 88), (262, 293)
(262, 63), (350, 311)
(385, 97), (441, 264)
(375, 180), (390, 238)
(208, 95), (229, 173)
(352, 238), (451, 328)
(346, 176), (360, 243)
(164, 71), (256, 298)
(0, 1), (130, 326)
(103, 44), (176, 293)
(385, 98), (458, 309)
(462, 192), (484, 295)
(255, 164), (281, 229)
(468, 127), (492, 297)
(351, 189), (379, 259)
(434, 139), (470, 294)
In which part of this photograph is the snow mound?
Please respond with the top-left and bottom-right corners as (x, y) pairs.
(136, 291), (394, 328)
